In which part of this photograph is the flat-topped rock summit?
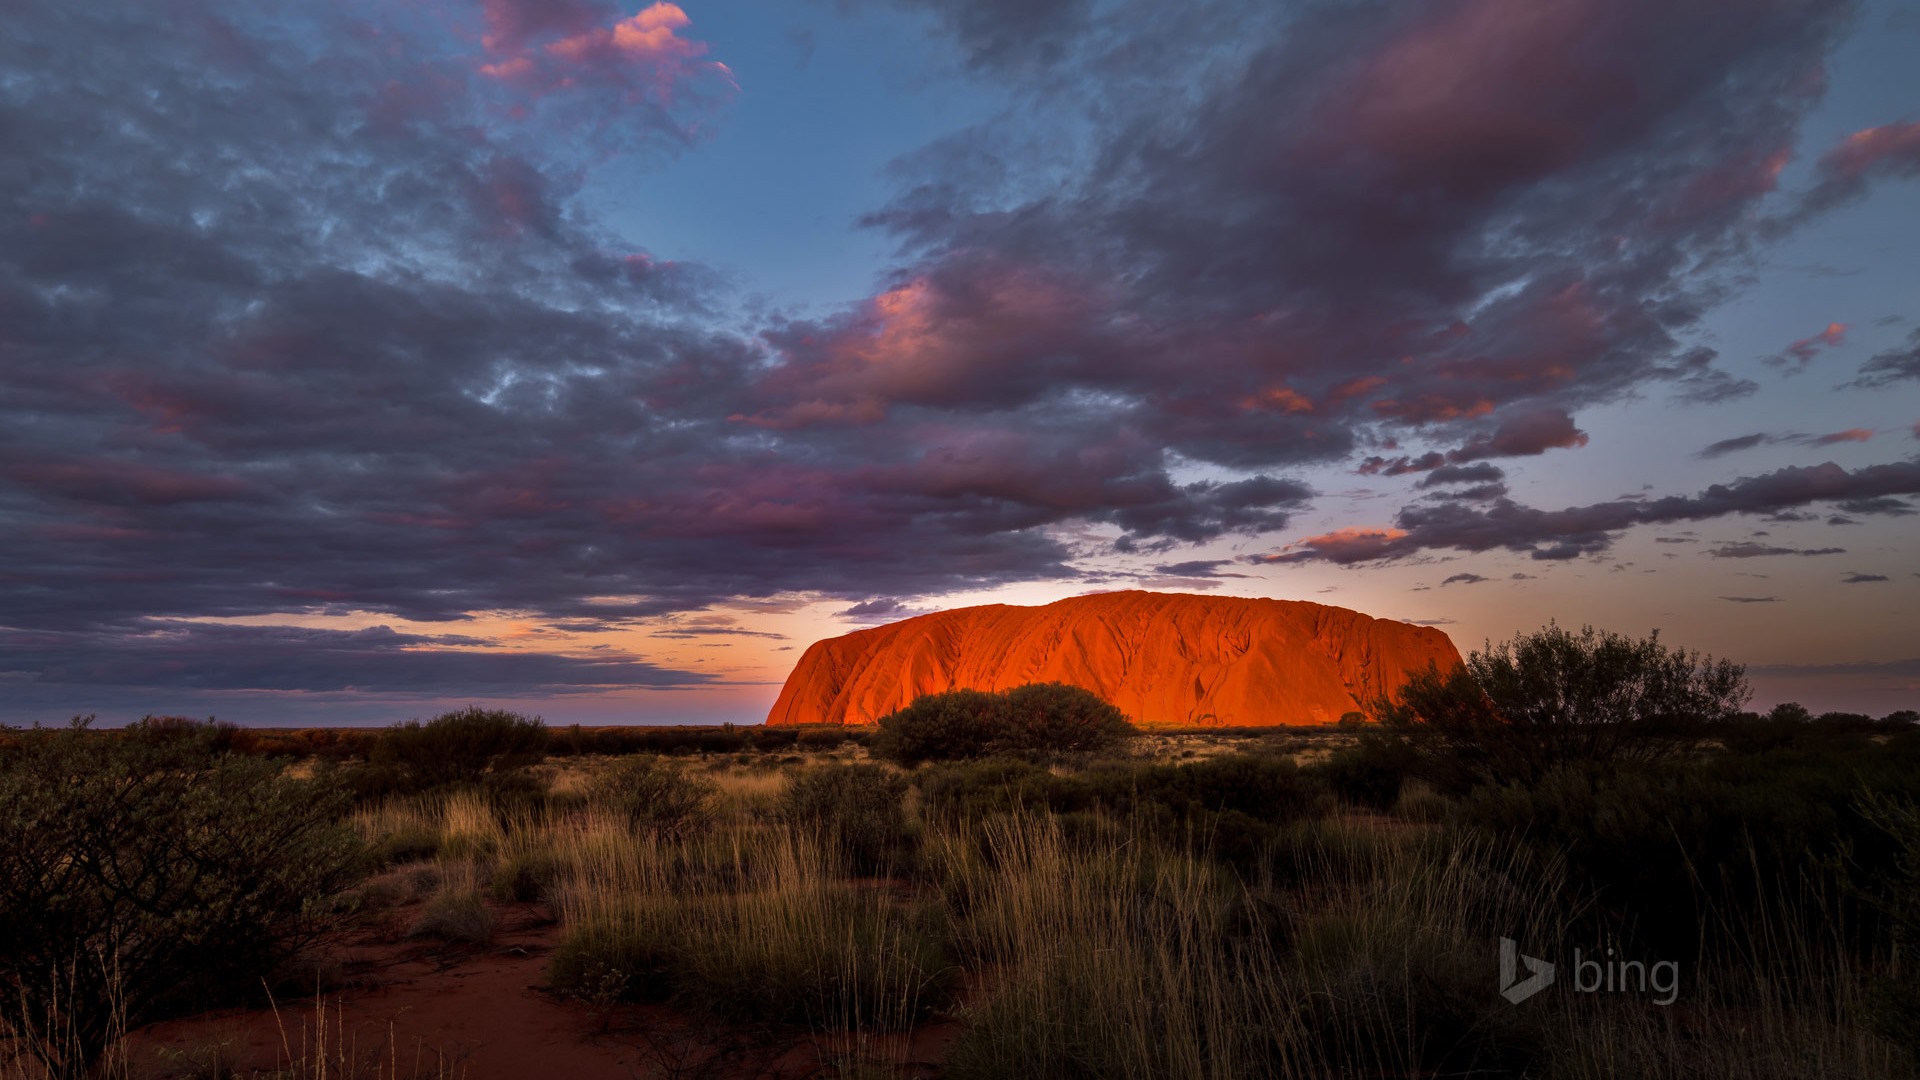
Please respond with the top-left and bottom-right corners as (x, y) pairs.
(767, 590), (1462, 727)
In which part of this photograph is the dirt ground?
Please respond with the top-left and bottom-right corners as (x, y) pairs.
(127, 892), (958, 1080)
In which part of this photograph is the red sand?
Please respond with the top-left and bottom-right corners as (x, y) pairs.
(127, 896), (957, 1079)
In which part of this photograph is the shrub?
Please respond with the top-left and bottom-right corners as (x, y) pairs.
(588, 757), (718, 840)
(1850, 791), (1920, 1058)
(409, 886), (496, 945)
(1458, 741), (1920, 955)
(1000, 683), (1136, 757)
(1380, 625), (1748, 792)
(1305, 738), (1411, 811)
(873, 683), (1137, 765)
(781, 765), (913, 874)
(0, 719), (363, 1075)
(361, 707), (548, 796)
(872, 689), (1008, 765)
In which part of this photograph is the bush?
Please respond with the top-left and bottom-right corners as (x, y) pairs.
(588, 757), (718, 840)
(360, 707), (547, 796)
(409, 886), (496, 945)
(1458, 739), (1920, 955)
(873, 683), (1137, 765)
(1306, 739), (1411, 811)
(1001, 683), (1136, 756)
(872, 689), (1007, 765)
(781, 765), (913, 874)
(0, 719), (363, 1075)
(1380, 625), (1748, 792)
(1850, 791), (1920, 1058)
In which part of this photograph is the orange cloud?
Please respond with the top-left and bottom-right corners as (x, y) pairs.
(1257, 527), (1410, 564)
(1820, 123), (1920, 179)
(476, 2), (732, 109)
(1773, 321), (1846, 371)
(1240, 386), (1315, 414)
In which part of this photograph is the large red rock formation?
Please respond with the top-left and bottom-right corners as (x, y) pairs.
(767, 591), (1462, 727)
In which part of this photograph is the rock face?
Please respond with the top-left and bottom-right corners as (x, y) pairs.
(767, 591), (1462, 727)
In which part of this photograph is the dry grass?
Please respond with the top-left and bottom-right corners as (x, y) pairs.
(35, 745), (1894, 1080)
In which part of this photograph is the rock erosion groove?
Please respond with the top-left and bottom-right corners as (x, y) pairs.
(767, 591), (1463, 727)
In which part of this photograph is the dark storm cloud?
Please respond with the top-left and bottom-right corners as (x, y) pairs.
(1261, 458), (1920, 564)
(0, 622), (714, 693)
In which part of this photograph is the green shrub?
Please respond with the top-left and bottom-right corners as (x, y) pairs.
(873, 684), (1137, 765)
(1000, 683), (1136, 757)
(0, 719), (363, 1075)
(1380, 625), (1748, 792)
(873, 689), (1008, 765)
(588, 756), (718, 840)
(781, 765), (913, 874)
(359, 707), (548, 797)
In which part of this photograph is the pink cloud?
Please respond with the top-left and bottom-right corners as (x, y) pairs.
(1817, 122), (1920, 180)
(1811, 428), (1873, 446)
(1771, 321), (1846, 371)
(1257, 527), (1411, 564)
(745, 262), (1113, 427)
(475, 3), (733, 114)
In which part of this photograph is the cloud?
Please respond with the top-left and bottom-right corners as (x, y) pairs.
(1795, 122), (1920, 216)
(1701, 433), (1772, 458)
(1446, 408), (1590, 463)
(1842, 573), (1889, 584)
(1767, 322), (1847, 372)
(1719, 596), (1780, 603)
(1417, 463), (1506, 488)
(0, 621), (715, 694)
(835, 598), (937, 624)
(1148, 560), (1250, 580)
(1705, 542), (1845, 558)
(1845, 329), (1920, 389)
(1440, 572), (1488, 586)
(474, 1), (735, 135)
(2, 0), (1907, 713)
(1261, 458), (1920, 564)
(1812, 428), (1874, 446)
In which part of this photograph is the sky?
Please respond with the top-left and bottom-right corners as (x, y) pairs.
(2, 0), (1918, 727)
